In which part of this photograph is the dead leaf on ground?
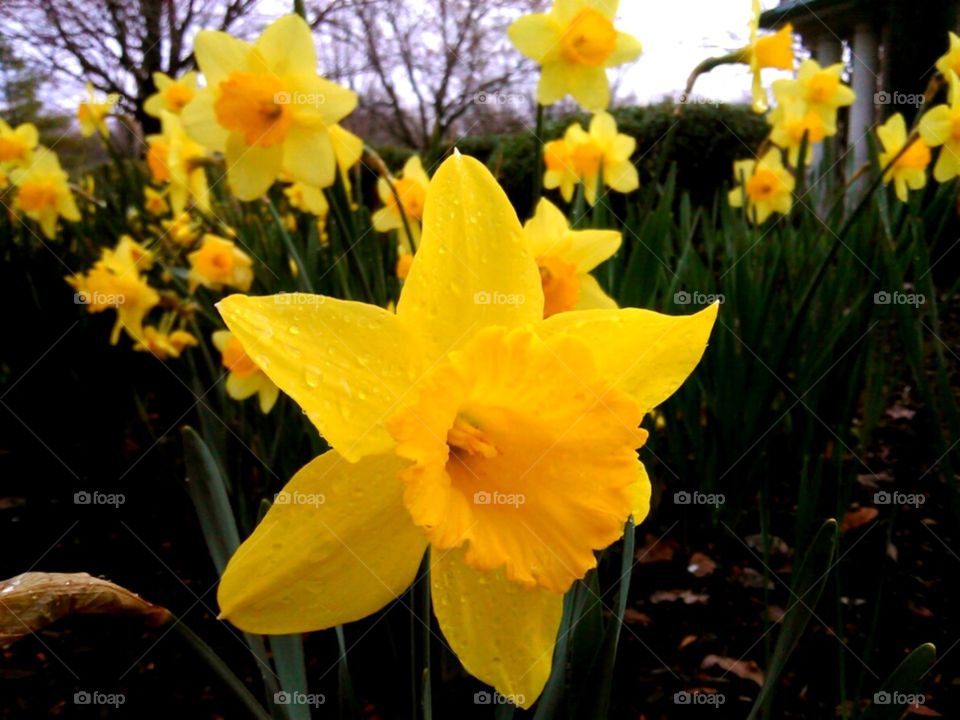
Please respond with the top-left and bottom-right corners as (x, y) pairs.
(650, 590), (709, 605)
(906, 705), (941, 716)
(0, 498), (26, 510)
(678, 634), (698, 650)
(744, 534), (790, 556)
(687, 552), (717, 577)
(841, 507), (879, 533)
(635, 534), (678, 564)
(857, 471), (893, 488)
(701, 654), (765, 686)
(886, 405), (916, 421)
(623, 608), (652, 626)
(732, 567), (775, 590)
(0, 572), (170, 646)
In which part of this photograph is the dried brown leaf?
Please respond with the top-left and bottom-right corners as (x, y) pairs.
(701, 654), (765, 686)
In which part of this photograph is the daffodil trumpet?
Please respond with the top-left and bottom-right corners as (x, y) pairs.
(214, 152), (717, 707)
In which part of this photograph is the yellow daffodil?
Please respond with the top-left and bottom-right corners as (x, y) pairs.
(11, 149), (81, 239)
(212, 330), (279, 413)
(132, 326), (199, 360)
(181, 14), (358, 200)
(144, 187), (170, 216)
(77, 82), (118, 138)
(373, 155), (429, 253)
(147, 111), (210, 215)
(283, 181), (329, 218)
(67, 238), (160, 345)
(187, 234), (254, 292)
(144, 72), (198, 118)
(509, 0), (642, 110)
(523, 198), (621, 316)
(729, 149), (795, 224)
(936, 32), (960, 78)
(161, 212), (202, 246)
(919, 70), (960, 183)
(878, 113), (931, 202)
(771, 59), (854, 134)
(0, 120), (39, 167)
(0, 167), (8, 190)
(213, 153), (717, 706)
(741, 0), (794, 113)
(395, 252), (414, 280)
(544, 114), (637, 206)
(330, 124), (364, 194)
(768, 98), (827, 165)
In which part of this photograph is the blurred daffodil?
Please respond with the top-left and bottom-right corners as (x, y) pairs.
(11, 149), (81, 239)
(936, 32), (960, 78)
(878, 113), (930, 202)
(0, 120), (39, 167)
(146, 111), (210, 215)
(133, 326), (199, 360)
(284, 181), (329, 218)
(919, 70), (960, 183)
(161, 212), (202, 246)
(144, 72), (198, 118)
(741, 1), (794, 113)
(543, 132), (579, 202)
(771, 59), (854, 134)
(77, 82), (118, 138)
(728, 149), (795, 224)
(509, 0), (641, 110)
(373, 155), (429, 253)
(188, 234), (254, 292)
(213, 153), (717, 706)
(523, 198), (621, 316)
(767, 98), (827, 165)
(102, 235), (154, 275)
(181, 14), (357, 200)
(144, 187), (170, 216)
(212, 330), (278, 413)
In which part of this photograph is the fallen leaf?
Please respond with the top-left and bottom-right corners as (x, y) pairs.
(0, 572), (170, 646)
(623, 608), (652, 626)
(886, 405), (916, 421)
(650, 590), (709, 605)
(0, 498), (26, 510)
(841, 507), (879, 533)
(733, 567), (774, 590)
(701, 654), (765, 686)
(745, 534), (790, 556)
(687, 552), (717, 577)
(857, 471), (892, 488)
(635, 534), (677, 564)
(906, 705), (941, 716)
(678, 634), (698, 649)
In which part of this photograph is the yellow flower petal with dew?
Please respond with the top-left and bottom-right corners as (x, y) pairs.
(430, 547), (563, 709)
(218, 450), (428, 634)
(878, 113), (930, 202)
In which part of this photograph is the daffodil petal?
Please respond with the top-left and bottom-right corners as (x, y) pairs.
(217, 293), (421, 461)
(575, 273), (618, 310)
(631, 460), (652, 521)
(538, 303), (718, 413)
(566, 229), (621, 272)
(181, 89), (229, 153)
(397, 153), (543, 362)
(283, 125), (336, 187)
(255, 14), (316, 76)
(225, 133), (282, 200)
(919, 105), (954, 147)
(218, 450), (427, 633)
(537, 62), (569, 105)
(226, 371), (260, 400)
(194, 30), (252, 86)
(568, 65), (610, 111)
(605, 31), (642, 67)
(508, 14), (561, 62)
(430, 547), (563, 709)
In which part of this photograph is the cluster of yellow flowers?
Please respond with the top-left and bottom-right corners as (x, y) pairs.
(0, 120), (80, 239)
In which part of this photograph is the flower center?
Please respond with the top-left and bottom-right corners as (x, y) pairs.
(571, 142), (602, 177)
(222, 336), (259, 378)
(18, 179), (59, 212)
(544, 140), (571, 172)
(388, 327), (646, 593)
(897, 139), (931, 170)
(538, 254), (580, 317)
(807, 72), (839, 103)
(753, 26), (794, 70)
(787, 111), (826, 143)
(388, 177), (427, 220)
(745, 168), (782, 201)
(0, 137), (27, 162)
(561, 8), (617, 67)
(214, 72), (292, 147)
(164, 83), (195, 112)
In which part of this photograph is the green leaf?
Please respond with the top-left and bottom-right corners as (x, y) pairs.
(861, 644), (936, 720)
